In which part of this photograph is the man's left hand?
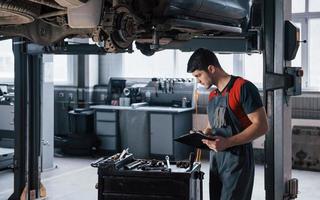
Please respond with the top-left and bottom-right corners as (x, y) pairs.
(202, 136), (232, 152)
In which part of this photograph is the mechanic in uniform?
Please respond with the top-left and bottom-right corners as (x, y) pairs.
(187, 48), (269, 200)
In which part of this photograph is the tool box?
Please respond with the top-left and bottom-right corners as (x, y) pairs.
(91, 151), (204, 200)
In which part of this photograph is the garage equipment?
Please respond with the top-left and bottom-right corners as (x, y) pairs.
(55, 108), (99, 155)
(106, 78), (126, 105)
(0, 147), (14, 170)
(68, 108), (95, 135)
(292, 126), (320, 171)
(91, 151), (204, 200)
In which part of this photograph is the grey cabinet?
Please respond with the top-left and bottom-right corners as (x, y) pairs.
(150, 114), (173, 155)
(150, 111), (193, 160)
(95, 110), (118, 152)
(0, 104), (14, 147)
(119, 110), (149, 158)
(0, 105), (14, 131)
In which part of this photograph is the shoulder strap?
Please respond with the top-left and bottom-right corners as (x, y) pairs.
(226, 76), (238, 92)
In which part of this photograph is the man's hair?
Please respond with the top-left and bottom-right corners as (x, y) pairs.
(187, 48), (221, 73)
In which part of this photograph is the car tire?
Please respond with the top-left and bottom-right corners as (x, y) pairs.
(0, 1), (38, 25)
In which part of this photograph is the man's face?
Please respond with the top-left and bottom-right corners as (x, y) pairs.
(192, 69), (213, 89)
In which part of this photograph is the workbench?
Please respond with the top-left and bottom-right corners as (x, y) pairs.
(90, 105), (194, 159)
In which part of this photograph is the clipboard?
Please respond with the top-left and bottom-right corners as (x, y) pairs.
(174, 132), (215, 149)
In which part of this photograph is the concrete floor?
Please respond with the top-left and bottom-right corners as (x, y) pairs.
(0, 157), (320, 200)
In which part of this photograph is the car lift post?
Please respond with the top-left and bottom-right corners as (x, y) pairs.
(10, 38), (42, 200)
(9, 37), (28, 200)
(264, 0), (298, 199)
(9, 40), (105, 199)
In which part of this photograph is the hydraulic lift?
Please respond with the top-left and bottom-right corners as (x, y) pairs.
(9, 0), (300, 199)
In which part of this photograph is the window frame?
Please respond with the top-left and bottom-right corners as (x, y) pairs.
(52, 55), (78, 86)
(292, 0), (320, 90)
(121, 50), (263, 88)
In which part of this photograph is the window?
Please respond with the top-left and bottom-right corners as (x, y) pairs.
(53, 55), (68, 83)
(292, 0), (305, 13)
(175, 51), (193, 78)
(292, 0), (320, 90)
(51, 55), (77, 85)
(244, 54), (263, 88)
(122, 48), (236, 79)
(217, 54), (233, 74)
(0, 40), (76, 85)
(308, 18), (320, 88)
(175, 52), (233, 77)
(309, 0), (320, 12)
(122, 48), (262, 90)
(123, 48), (175, 78)
(0, 39), (14, 83)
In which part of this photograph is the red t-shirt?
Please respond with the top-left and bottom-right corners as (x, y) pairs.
(208, 76), (263, 130)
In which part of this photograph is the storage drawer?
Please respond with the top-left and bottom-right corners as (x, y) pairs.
(96, 160), (202, 200)
(96, 111), (116, 121)
(103, 194), (177, 200)
(96, 121), (116, 136)
(99, 136), (116, 151)
(103, 176), (188, 195)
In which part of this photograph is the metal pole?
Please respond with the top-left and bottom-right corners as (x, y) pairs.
(264, 0), (292, 199)
(9, 39), (43, 199)
(263, 0), (276, 197)
(27, 54), (42, 199)
(9, 38), (28, 200)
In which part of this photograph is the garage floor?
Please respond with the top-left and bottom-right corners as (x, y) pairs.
(0, 157), (319, 200)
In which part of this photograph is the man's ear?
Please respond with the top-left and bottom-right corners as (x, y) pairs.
(207, 65), (216, 73)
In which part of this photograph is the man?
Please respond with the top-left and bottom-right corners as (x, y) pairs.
(187, 48), (269, 200)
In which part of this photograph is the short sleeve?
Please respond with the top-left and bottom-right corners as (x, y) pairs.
(240, 81), (263, 114)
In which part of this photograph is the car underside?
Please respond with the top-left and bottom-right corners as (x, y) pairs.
(0, 0), (261, 55)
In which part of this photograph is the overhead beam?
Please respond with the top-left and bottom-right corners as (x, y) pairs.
(161, 35), (261, 53)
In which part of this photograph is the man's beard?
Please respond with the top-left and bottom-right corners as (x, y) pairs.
(207, 78), (216, 89)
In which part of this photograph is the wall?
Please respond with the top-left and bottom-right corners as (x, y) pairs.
(42, 55), (54, 170)
(292, 93), (320, 119)
(196, 90), (320, 120)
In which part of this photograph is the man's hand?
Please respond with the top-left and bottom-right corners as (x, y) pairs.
(202, 127), (212, 135)
(202, 136), (231, 152)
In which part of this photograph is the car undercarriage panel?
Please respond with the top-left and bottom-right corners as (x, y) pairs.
(164, 0), (250, 25)
(0, 0), (261, 54)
